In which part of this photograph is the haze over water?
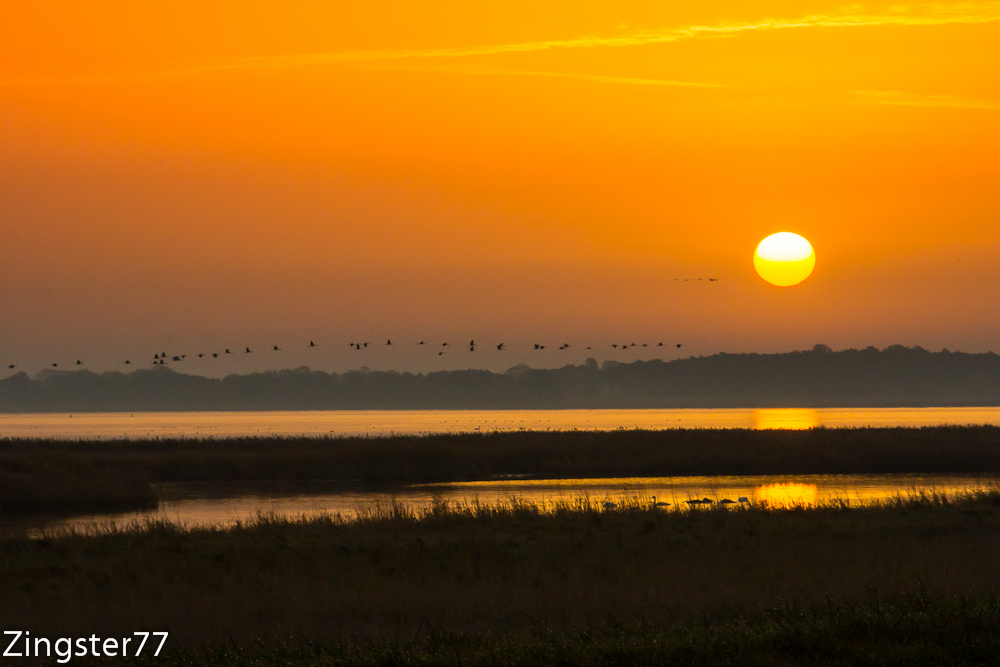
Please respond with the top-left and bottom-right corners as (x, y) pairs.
(3, 407), (1000, 439)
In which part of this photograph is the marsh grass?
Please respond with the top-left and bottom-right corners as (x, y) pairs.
(4, 488), (1000, 665)
(4, 425), (1000, 516)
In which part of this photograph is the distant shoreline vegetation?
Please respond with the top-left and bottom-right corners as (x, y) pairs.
(1, 345), (999, 412)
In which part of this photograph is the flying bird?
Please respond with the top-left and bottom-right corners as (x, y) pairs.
(709, 278), (719, 282)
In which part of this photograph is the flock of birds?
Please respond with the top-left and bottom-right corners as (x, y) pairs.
(601, 496), (750, 509)
(5, 339), (685, 371)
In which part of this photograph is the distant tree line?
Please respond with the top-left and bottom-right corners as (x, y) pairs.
(0, 345), (998, 412)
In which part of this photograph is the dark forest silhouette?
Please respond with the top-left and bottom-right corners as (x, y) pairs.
(1, 345), (999, 412)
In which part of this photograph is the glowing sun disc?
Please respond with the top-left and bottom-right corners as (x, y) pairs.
(754, 232), (815, 287)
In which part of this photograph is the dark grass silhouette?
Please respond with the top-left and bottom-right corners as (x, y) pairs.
(4, 426), (1000, 516)
(3, 490), (1000, 665)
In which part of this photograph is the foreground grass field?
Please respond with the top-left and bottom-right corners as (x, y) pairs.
(3, 490), (1000, 665)
(5, 425), (1000, 515)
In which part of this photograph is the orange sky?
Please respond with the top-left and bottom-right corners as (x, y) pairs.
(1, 1), (998, 375)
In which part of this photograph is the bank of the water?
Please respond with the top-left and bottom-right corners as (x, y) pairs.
(4, 491), (1000, 666)
(5, 426), (1000, 520)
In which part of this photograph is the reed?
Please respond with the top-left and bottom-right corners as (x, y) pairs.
(2, 488), (1000, 665)
(3, 425), (1000, 516)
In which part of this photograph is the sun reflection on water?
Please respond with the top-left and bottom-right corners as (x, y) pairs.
(755, 483), (819, 507)
(753, 409), (819, 430)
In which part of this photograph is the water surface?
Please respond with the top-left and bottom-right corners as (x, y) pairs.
(3, 407), (1000, 439)
(20, 473), (996, 535)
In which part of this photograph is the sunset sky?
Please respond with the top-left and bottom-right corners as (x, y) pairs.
(1, 0), (998, 375)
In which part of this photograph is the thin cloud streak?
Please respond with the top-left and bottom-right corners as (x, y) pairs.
(3, 3), (1000, 86)
(850, 90), (1000, 110)
(374, 65), (732, 88)
(206, 3), (1000, 68)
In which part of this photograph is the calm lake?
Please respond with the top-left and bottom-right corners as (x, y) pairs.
(6, 407), (1000, 534)
(26, 474), (998, 535)
(4, 406), (1000, 439)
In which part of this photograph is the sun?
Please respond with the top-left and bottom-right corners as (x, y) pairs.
(754, 232), (816, 287)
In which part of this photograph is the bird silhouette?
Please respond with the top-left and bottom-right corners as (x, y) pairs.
(676, 344), (682, 348)
(438, 351), (444, 356)
(212, 353), (219, 358)
(585, 346), (593, 350)
(658, 342), (664, 346)
(386, 339), (392, 346)
(154, 354), (160, 360)
(642, 343), (648, 347)
(225, 349), (232, 354)
(612, 344), (617, 348)
(709, 278), (719, 282)
(363, 343), (368, 348)
(652, 496), (670, 507)
(442, 342), (448, 347)
(564, 343), (570, 348)
(470, 346), (475, 352)
(534, 344), (541, 350)
(76, 360), (83, 365)
(309, 341), (317, 347)
(124, 360), (131, 365)
(52, 363), (58, 367)
(273, 346), (280, 351)
(630, 343), (636, 347)
(602, 501), (617, 510)
(162, 352), (167, 358)
(181, 355), (186, 359)
(245, 347), (252, 353)
(197, 354), (204, 358)
(469, 340), (475, 346)
(8, 364), (15, 369)
(497, 343), (505, 350)
(172, 356), (181, 361)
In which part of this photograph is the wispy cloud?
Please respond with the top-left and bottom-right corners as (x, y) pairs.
(376, 65), (731, 88)
(4, 2), (1000, 86)
(850, 89), (1000, 110)
(204, 2), (1000, 70)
